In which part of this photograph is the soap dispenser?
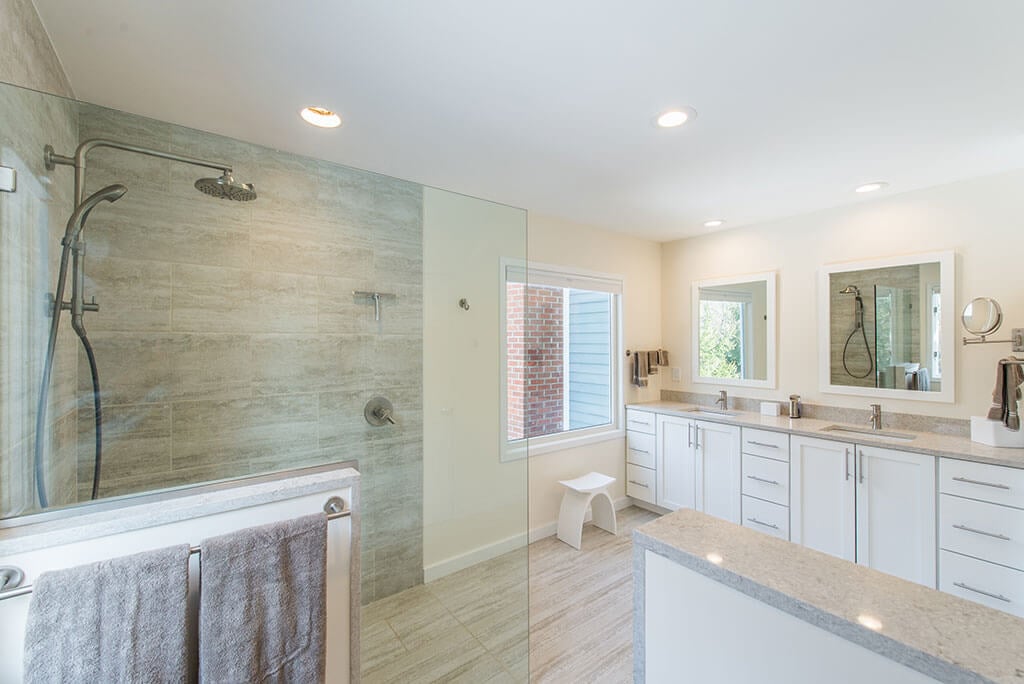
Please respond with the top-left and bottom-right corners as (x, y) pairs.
(789, 394), (802, 419)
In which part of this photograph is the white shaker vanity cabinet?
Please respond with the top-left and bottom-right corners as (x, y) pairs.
(790, 436), (936, 587)
(740, 427), (790, 540)
(655, 414), (697, 511)
(938, 458), (1024, 617)
(625, 408), (658, 505)
(696, 420), (742, 524)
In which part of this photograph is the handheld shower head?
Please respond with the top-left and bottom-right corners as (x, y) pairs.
(194, 171), (256, 201)
(65, 184), (127, 242)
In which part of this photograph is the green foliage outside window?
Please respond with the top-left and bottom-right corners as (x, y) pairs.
(699, 300), (742, 378)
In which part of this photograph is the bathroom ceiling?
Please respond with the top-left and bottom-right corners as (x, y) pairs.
(32, 0), (1024, 241)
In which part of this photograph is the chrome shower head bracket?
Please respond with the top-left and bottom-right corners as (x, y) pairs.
(44, 144), (75, 171)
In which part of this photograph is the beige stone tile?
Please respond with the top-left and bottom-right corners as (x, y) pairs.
(84, 256), (172, 332)
(251, 334), (370, 395)
(78, 402), (171, 486)
(170, 334), (252, 401)
(315, 159), (377, 228)
(78, 332), (175, 405)
(383, 587), (463, 652)
(359, 619), (406, 674)
(361, 621), (487, 684)
(250, 213), (373, 279)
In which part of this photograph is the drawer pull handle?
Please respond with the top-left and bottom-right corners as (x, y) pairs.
(952, 523), (1011, 541)
(746, 517), (779, 530)
(746, 474), (781, 486)
(629, 448), (650, 455)
(953, 582), (1011, 603)
(628, 480), (649, 488)
(628, 419), (651, 426)
(952, 476), (1010, 491)
(747, 441), (779, 449)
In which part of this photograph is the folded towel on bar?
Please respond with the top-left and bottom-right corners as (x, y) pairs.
(657, 350), (669, 366)
(647, 350), (659, 375)
(23, 544), (191, 684)
(987, 357), (1024, 430)
(199, 513), (328, 684)
(632, 351), (648, 387)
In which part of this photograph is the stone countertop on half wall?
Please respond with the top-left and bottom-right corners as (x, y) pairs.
(633, 509), (1024, 684)
(627, 401), (1024, 470)
(0, 462), (361, 556)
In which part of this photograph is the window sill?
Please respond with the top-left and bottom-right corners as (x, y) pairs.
(501, 427), (625, 462)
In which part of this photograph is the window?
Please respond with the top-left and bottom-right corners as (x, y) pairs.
(697, 287), (753, 380)
(501, 261), (622, 460)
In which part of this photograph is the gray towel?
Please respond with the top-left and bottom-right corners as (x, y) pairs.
(657, 350), (669, 366)
(199, 513), (327, 684)
(988, 358), (1024, 430)
(632, 351), (648, 387)
(23, 544), (191, 684)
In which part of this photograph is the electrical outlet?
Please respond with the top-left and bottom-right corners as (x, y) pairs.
(671, 367), (681, 382)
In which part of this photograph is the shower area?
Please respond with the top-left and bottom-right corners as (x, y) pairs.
(0, 79), (529, 679)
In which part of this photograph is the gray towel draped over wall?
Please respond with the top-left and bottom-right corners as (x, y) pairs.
(23, 544), (192, 684)
(632, 350), (669, 387)
(199, 513), (328, 684)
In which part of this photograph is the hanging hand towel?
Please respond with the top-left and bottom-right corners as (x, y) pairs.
(23, 544), (191, 684)
(633, 351), (648, 387)
(199, 513), (327, 683)
(988, 358), (1024, 430)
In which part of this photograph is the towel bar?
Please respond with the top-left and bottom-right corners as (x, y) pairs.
(0, 505), (350, 602)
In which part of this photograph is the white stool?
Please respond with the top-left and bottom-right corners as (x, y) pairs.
(556, 472), (618, 550)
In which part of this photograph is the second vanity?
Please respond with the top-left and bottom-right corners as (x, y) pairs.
(625, 400), (1024, 618)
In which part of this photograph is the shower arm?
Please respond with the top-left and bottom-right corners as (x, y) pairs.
(45, 138), (233, 205)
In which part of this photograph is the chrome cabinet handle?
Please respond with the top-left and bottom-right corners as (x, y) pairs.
(687, 423), (693, 448)
(628, 480), (649, 488)
(629, 447), (650, 455)
(858, 449), (864, 484)
(745, 474), (781, 486)
(747, 441), (778, 449)
(952, 476), (1010, 491)
(953, 523), (1011, 541)
(845, 448), (851, 481)
(953, 582), (1011, 603)
(746, 517), (779, 530)
(695, 426), (702, 450)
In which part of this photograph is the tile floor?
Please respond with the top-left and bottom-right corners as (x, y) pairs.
(360, 505), (658, 683)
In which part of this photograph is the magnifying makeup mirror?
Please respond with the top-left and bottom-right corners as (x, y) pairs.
(962, 297), (1003, 337)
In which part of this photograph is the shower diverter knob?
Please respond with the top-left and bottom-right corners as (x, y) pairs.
(364, 396), (396, 426)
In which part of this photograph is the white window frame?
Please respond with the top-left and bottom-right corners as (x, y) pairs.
(499, 258), (624, 462)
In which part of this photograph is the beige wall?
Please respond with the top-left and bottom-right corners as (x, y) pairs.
(662, 169), (1024, 420)
(526, 214), (662, 535)
(422, 187), (528, 577)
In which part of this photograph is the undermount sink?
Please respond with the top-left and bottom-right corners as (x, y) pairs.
(685, 407), (739, 417)
(819, 424), (916, 442)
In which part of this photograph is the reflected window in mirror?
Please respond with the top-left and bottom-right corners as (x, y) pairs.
(819, 251), (955, 403)
(692, 272), (777, 389)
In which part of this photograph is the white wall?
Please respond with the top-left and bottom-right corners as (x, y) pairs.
(527, 214), (662, 536)
(422, 188), (528, 578)
(662, 169), (1024, 419)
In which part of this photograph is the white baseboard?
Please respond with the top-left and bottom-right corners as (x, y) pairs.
(423, 531), (527, 583)
(527, 496), (632, 544)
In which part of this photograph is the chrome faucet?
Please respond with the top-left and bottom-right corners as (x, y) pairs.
(868, 404), (882, 430)
(715, 390), (728, 410)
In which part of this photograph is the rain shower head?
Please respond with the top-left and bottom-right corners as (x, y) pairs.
(839, 285), (860, 296)
(194, 172), (256, 201)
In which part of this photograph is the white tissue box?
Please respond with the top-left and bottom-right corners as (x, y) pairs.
(760, 402), (781, 417)
(970, 416), (1024, 448)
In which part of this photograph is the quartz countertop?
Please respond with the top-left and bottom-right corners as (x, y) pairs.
(627, 401), (1024, 470)
(635, 509), (1024, 684)
(0, 464), (361, 556)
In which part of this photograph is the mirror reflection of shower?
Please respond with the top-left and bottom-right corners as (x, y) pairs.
(34, 139), (256, 508)
(839, 285), (874, 380)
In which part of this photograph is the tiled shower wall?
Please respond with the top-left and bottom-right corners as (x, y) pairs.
(75, 104), (424, 601)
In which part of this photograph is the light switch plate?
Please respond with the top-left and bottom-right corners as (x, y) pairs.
(0, 166), (16, 193)
(1013, 328), (1024, 353)
(671, 367), (682, 382)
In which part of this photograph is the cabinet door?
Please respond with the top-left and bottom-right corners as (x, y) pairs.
(696, 420), (742, 524)
(657, 415), (696, 511)
(856, 446), (936, 587)
(790, 436), (856, 562)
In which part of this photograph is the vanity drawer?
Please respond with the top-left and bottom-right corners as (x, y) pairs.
(626, 409), (656, 435)
(742, 495), (789, 541)
(627, 464), (657, 504)
(742, 453), (789, 506)
(742, 428), (789, 461)
(940, 458), (1024, 510)
(626, 430), (656, 469)
(940, 550), (1024, 618)
(939, 494), (1024, 571)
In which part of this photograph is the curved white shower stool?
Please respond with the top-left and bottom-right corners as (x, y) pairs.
(556, 472), (618, 550)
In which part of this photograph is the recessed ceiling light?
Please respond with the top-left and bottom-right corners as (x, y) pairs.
(703, 219), (725, 228)
(300, 106), (342, 129)
(854, 181), (888, 193)
(657, 107), (697, 128)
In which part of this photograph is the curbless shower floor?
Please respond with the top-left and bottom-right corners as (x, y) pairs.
(359, 506), (658, 683)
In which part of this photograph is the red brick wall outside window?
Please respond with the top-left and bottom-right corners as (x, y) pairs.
(506, 284), (565, 439)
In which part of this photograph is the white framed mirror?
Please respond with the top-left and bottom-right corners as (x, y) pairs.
(818, 250), (955, 402)
(691, 271), (777, 389)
